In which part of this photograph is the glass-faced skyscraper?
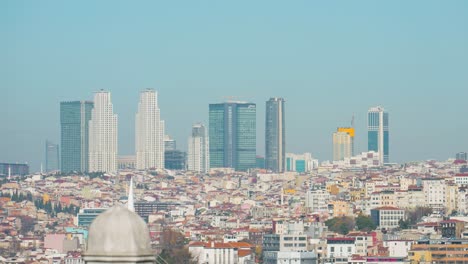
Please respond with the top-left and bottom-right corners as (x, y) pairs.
(265, 97), (286, 172)
(368, 106), (389, 164)
(60, 101), (94, 173)
(209, 102), (256, 171)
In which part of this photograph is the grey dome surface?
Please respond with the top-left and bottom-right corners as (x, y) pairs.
(86, 204), (153, 256)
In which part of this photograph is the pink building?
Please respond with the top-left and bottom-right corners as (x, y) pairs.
(44, 233), (66, 253)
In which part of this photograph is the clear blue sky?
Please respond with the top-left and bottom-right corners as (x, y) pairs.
(2, 1), (468, 171)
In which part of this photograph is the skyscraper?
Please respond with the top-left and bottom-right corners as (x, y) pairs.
(164, 135), (176, 151)
(45, 140), (59, 172)
(337, 127), (355, 156)
(136, 89), (165, 170)
(60, 101), (94, 173)
(265, 97), (286, 173)
(333, 131), (352, 161)
(456, 152), (468, 161)
(209, 102), (256, 171)
(188, 123), (210, 173)
(89, 90), (118, 173)
(368, 106), (389, 164)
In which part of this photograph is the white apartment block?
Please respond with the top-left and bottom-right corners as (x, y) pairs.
(88, 90), (118, 173)
(326, 238), (356, 259)
(371, 207), (405, 230)
(188, 123), (210, 173)
(351, 234), (373, 256)
(305, 188), (330, 213)
(383, 240), (413, 258)
(189, 242), (253, 264)
(422, 178), (447, 212)
(135, 89), (165, 170)
(454, 174), (468, 185)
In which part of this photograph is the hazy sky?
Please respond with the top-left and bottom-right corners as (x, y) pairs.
(2, 1), (468, 171)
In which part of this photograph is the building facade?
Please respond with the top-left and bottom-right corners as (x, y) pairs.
(370, 206), (405, 229)
(209, 102), (256, 171)
(286, 153), (317, 173)
(456, 152), (468, 161)
(265, 97), (286, 173)
(164, 150), (186, 170)
(45, 140), (60, 172)
(188, 123), (210, 173)
(88, 91), (118, 173)
(368, 106), (389, 164)
(164, 135), (176, 151)
(136, 89), (165, 170)
(0, 163), (29, 177)
(333, 130), (353, 161)
(60, 101), (93, 173)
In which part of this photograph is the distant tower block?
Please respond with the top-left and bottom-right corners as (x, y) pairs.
(368, 106), (389, 164)
(136, 89), (165, 170)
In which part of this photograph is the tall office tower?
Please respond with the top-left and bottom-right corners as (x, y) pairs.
(89, 90), (118, 173)
(164, 150), (186, 170)
(265, 97), (286, 172)
(164, 135), (176, 151)
(188, 123), (210, 173)
(333, 131), (352, 161)
(368, 106), (389, 164)
(337, 127), (355, 156)
(45, 140), (60, 172)
(456, 152), (467, 161)
(209, 102), (256, 171)
(135, 89), (165, 170)
(60, 101), (94, 173)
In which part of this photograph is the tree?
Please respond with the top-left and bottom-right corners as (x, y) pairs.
(158, 229), (196, 264)
(19, 216), (35, 235)
(398, 219), (410, 229)
(325, 216), (355, 235)
(406, 206), (433, 226)
(356, 214), (377, 231)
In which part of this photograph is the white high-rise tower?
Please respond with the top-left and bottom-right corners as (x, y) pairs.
(89, 90), (118, 173)
(136, 89), (165, 170)
(188, 123), (209, 173)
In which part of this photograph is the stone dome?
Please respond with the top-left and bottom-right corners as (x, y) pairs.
(85, 205), (154, 262)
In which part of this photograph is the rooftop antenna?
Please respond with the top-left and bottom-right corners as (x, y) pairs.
(351, 113), (355, 128)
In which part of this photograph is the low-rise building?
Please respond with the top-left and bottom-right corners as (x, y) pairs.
(370, 207), (405, 230)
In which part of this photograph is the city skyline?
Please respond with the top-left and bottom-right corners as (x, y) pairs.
(2, 1), (468, 171)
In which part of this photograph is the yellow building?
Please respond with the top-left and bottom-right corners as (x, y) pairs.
(332, 127), (355, 161)
(350, 188), (365, 201)
(409, 240), (468, 264)
(326, 184), (340, 195)
(329, 200), (353, 217)
(338, 127), (355, 138)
